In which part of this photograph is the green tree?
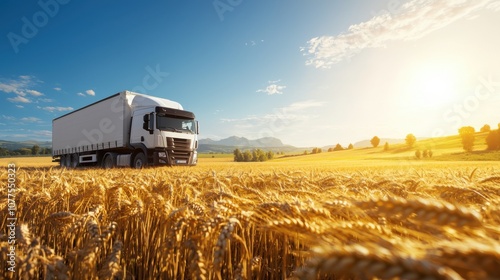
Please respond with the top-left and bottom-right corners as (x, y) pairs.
(486, 130), (500, 150)
(459, 126), (475, 152)
(405, 134), (416, 148)
(333, 144), (343, 151)
(348, 143), (354, 150)
(370, 136), (380, 148)
(266, 151), (274, 160)
(18, 148), (32, 155)
(480, 124), (491, 133)
(383, 142), (389, 151)
(0, 147), (9, 156)
(415, 150), (421, 159)
(312, 147), (322, 154)
(243, 151), (252, 162)
(257, 149), (267, 162)
(233, 148), (243, 162)
(252, 149), (260, 162)
(31, 145), (40, 155)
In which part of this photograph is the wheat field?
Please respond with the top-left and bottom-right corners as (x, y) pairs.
(1, 159), (500, 279)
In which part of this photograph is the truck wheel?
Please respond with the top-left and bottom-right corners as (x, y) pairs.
(103, 155), (114, 169)
(60, 155), (66, 168)
(65, 155), (71, 168)
(71, 154), (79, 168)
(133, 153), (147, 169)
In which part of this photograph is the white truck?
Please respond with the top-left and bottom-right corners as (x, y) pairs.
(52, 91), (199, 168)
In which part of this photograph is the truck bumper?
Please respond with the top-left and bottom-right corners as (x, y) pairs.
(154, 149), (197, 166)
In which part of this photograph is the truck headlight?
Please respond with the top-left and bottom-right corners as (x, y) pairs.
(158, 152), (167, 158)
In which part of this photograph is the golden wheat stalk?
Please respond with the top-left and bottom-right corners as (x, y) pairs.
(295, 244), (464, 280)
(97, 241), (124, 280)
(428, 242), (500, 279)
(357, 197), (483, 227)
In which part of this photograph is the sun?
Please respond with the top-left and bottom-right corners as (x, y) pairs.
(407, 63), (461, 108)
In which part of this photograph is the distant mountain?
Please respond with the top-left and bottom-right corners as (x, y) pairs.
(200, 136), (284, 148)
(199, 136), (297, 153)
(0, 140), (52, 150)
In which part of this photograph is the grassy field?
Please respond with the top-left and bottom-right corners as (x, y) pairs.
(1, 147), (499, 279)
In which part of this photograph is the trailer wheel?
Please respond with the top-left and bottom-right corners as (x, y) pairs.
(71, 154), (79, 168)
(103, 155), (114, 169)
(133, 153), (147, 169)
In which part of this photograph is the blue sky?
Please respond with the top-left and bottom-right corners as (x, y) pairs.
(1, 0), (500, 147)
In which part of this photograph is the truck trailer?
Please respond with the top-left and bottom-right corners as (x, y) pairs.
(52, 91), (199, 168)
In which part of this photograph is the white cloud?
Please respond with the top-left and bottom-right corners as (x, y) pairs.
(20, 117), (42, 123)
(245, 39), (264, 46)
(42, 106), (74, 112)
(16, 105), (24, 108)
(257, 80), (287, 95)
(26, 89), (43, 96)
(302, 0), (498, 68)
(488, 1), (500, 11)
(54, 87), (62, 91)
(0, 75), (46, 104)
(34, 130), (52, 137)
(285, 100), (325, 112)
(77, 92), (85, 97)
(39, 98), (54, 102)
(2, 115), (16, 120)
(0, 75), (37, 95)
(86, 89), (95, 96)
(0, 83), (20, 94)
(8, 96), (31, 103)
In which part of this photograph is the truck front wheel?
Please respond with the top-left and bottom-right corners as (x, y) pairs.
(133, 153), (147, 169)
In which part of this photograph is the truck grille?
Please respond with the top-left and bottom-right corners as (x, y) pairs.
(167, 137), (191, 162)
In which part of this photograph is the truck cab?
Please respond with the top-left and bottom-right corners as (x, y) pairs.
(131, 106), (198, 167)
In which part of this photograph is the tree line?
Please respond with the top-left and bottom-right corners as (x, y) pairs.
(233, 148), (274, 162)
(0, 145), (52, 157)
(459, 123), (500, 152)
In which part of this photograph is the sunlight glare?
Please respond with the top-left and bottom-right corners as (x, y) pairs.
(408, 63), (461, 108)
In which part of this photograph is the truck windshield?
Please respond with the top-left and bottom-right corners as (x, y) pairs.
(156, 115), (196, 134)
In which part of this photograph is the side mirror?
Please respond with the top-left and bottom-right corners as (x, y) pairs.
(196, 120), (199, 134)
(143, 113), (155, 134)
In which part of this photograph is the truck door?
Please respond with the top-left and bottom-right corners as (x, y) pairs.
(130, 112), (155, 149)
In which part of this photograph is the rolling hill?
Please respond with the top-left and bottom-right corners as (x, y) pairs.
(0, 139), (52, 150)
(273, 131), (499, 163)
